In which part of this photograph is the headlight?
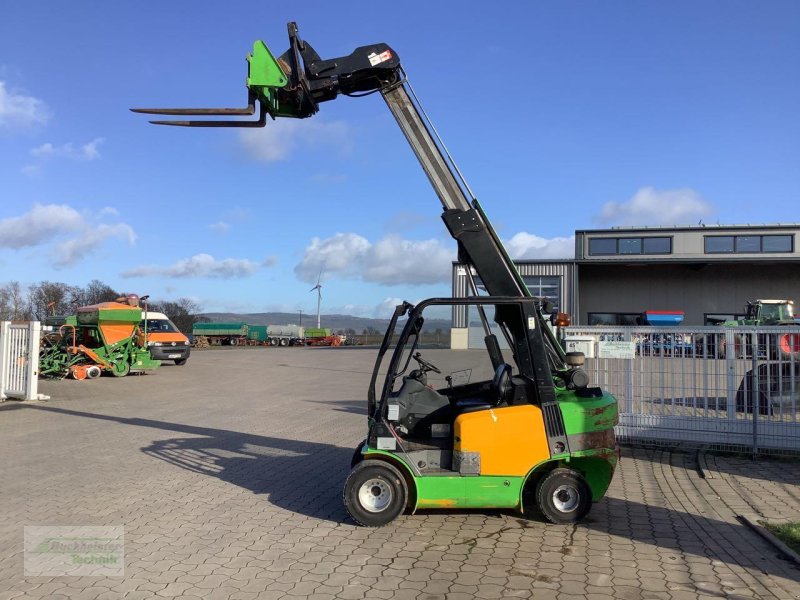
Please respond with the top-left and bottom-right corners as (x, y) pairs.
(148, 341), (163, 347)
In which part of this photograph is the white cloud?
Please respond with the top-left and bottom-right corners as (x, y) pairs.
(209, 221), (231, 234)
(99, 206), (119, 217)
(0, 204), (85, 248)
(238, 119), (351, 162)
(0, 81), (50, 128)
(295, 233), (454, 286)
(121, 253), (265, 279)
(30, 137), (104, 161)
(54, 223), (136, 267)
(595, 187), (713, 227)
(504, 232), (575, 259)
(0, 203), (136, 267)
(20, 164), (40, 177)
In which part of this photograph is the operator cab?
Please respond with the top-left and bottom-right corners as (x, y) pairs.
(367, 296), (589, 475)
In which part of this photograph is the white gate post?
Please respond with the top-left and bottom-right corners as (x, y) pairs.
(25, 321), (42, 401)
(0, 321), (9, 400)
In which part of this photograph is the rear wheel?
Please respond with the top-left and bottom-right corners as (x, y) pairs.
(536, 468), (592, 524)
(111, 361), (130, 378)
(343, 460), (407, 527)
(279, 338), (289, 347)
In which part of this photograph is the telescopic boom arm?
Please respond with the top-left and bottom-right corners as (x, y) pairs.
(133, 22), (533, 299)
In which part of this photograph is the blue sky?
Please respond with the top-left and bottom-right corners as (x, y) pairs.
(1, 2), (798, 316)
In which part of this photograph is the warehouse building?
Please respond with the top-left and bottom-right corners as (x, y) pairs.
(452, 224), (800, 347)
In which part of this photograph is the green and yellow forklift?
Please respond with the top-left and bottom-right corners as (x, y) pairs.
(133, 23), (619, 526)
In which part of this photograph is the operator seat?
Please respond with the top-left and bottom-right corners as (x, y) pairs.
(455, 363), (512, 413)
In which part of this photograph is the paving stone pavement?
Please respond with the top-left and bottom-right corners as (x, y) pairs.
(1, 348), (798, 600)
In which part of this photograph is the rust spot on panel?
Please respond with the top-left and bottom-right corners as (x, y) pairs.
(569, 429), (616, 451)
(419, 499), (457, 508)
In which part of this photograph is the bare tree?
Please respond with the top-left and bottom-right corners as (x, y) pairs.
(27, 281), (80, 321)
(0, 281), (29, 320)
(148, 297), (202, 334)
(76, 280), (120, 306)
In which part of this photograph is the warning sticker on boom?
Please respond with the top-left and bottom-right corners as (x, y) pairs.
(368, 50), (393, 66)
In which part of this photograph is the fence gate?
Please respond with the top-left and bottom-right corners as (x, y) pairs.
(0, 321), (46, 401)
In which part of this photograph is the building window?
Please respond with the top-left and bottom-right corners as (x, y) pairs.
(587, 312), (644, 326)
(735, 236), (760, 253)
(618, 238), (642, 255)
(704, 236), (734, 253)
(642, 237), (671, 254)
(763, 235), (793, 253)
(588, 236), (672, 256)
(473, 275), (561, 310)
(588, 238), (617, 255)
(705, 234), (794, 254)
(522, 275), (561, 308)
(704, 313), (746, 325)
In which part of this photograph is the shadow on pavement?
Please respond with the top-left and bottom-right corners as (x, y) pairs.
(11, 404), (800, 582)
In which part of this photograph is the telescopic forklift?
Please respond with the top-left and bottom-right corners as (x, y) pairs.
(132, 23), (619, 526)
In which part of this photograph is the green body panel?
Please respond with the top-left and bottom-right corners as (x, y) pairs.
(416, 476), (524, 509)
(557, 391), (619, 435)
(247, 325), (268, 342)
(305, 327), (331, 338)
(192, 322), (248, 336)
(77, 306), (141, 325)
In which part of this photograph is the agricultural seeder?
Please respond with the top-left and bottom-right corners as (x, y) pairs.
(40, 301), (160, 380)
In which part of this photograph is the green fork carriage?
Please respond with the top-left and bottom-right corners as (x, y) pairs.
(40, 302), (160, 380)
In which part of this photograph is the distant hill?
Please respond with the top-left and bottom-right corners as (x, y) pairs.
(198, 312), (451, 333)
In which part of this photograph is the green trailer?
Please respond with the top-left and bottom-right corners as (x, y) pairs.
(192, 322), (248, 346)
(247, 325), (268, 343)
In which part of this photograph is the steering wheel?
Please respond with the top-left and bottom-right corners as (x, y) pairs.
(490, 364), (512, 406)
(413, 352), (441, 374)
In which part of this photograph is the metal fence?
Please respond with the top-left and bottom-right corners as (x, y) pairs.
(564, 326), (800, 456)
(0, 321), (46, 402)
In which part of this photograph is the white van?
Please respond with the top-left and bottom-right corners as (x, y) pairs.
(140, 311), (191, 365)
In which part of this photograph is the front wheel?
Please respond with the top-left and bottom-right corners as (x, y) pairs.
(536, 468), (592, 524)
(174, 358), (188, 366)
(343, 460), (407, 527)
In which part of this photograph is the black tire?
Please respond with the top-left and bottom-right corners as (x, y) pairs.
(536, 468), (592, 524)
(174, 359), (188, 366)
(343, 460), (407, 527)
(269, 338), (278, 347)
(279, 338), (289, 347)
(350, 440), (366, 467)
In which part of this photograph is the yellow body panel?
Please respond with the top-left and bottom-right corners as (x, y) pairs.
(454, 405), (551, 476)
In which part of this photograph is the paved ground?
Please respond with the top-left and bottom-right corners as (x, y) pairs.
(1, 348), (799, 600)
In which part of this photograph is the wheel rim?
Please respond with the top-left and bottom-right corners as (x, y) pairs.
(358, 478), (392, 513)
(552, 484), (579, 512)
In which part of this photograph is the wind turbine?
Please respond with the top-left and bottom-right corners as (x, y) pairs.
(310, 270), (323, 328)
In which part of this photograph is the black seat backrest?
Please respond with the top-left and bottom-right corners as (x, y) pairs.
(491, 363), (512, 406)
